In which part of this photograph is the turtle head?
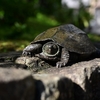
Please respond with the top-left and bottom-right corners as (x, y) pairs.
(42, 42), (59, 57)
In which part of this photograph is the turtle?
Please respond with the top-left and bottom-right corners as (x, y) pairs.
(22, 24), (98, 68)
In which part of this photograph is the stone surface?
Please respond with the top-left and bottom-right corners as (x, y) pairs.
(16, 56), (53, 73)
(34, 74), (74, 100)
(0, 68), (35, 100)
(0, 51), (21, 62)
(0, 51), (100, 100)
(33, 58), (100, 100)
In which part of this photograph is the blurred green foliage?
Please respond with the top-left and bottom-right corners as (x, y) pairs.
(0, 0), (99, 52)
(0, 0), (92, 41)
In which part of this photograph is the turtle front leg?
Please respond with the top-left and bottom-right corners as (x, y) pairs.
(56, 48), (69, 68)
(22, 43), (42, 56)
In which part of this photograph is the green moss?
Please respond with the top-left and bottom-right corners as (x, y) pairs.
(88, 34), (100, 42)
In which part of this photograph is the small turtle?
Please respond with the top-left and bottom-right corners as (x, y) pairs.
(22, 24), (98, 68)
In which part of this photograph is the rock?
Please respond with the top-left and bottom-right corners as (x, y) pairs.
(33, 58), (100, 100)
(34, 74), (74, 100)
(0, 51), (26, 69)
(0, 51), (100, 100)
(0, 51), (21, 62)
(0, 68), (35, 100)
(16, 56), (53, 73)
(0, 62), (26, 69)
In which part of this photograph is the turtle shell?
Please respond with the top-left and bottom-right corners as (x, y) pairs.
(31, 24), (96, 54)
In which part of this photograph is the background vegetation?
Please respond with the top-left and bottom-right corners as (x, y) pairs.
(0, 0), (100, 52)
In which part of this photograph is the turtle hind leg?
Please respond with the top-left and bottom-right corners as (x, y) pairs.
(56, 48), (69, 68)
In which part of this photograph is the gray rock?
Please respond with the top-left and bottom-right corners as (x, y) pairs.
(0, 51), (100, 100)
(34, 74), (74, 100)
(45, 59), (100, 100)
(0, 68), (35, 100)
(16, 56), (52, 73)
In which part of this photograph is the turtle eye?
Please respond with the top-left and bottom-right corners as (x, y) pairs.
(42, 42), (59, 57)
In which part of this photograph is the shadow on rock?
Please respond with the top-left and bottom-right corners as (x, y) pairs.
(34, 76), (86, 100)
(85, 67), (100, 100)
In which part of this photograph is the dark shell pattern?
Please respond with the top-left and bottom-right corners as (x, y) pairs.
(31, 24), (96, 54)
